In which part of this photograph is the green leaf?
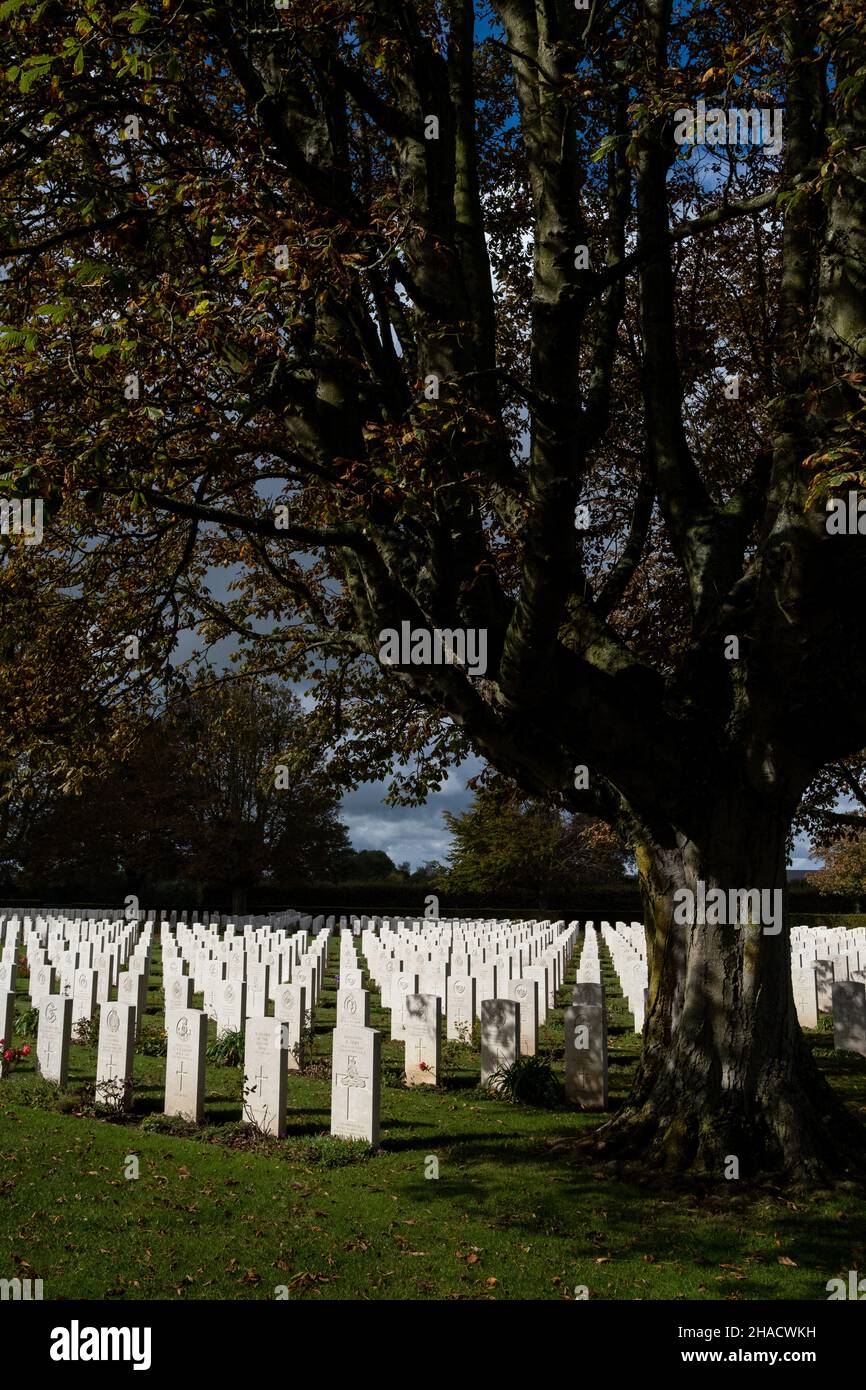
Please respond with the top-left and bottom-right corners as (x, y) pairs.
(74, 261), (109, 285)
(0, 328), (29, 349)
(34, 303), (70, 322)
(91, 343), (114, 359)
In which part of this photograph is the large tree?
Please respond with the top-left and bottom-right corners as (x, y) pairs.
(2, 0), (866, 1174)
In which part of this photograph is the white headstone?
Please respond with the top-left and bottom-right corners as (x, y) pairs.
(507, 977), (538, 1055)
(72, 968), (98, 1031)
(814, 959), (835, 1013)
(565, 983), (608, 1109)
(472, 965), (495, 1019)
(31, 963), (55, 1005)
(0, 991), (15, 1056)
(446, 974), (475, 1041)
(243, 1017), (288, 1137)
(37, 995), (72, 1085)
(391, 971), (418, 1041)
(330, 1024), (380, 1146)
(96, 1001), (136, 1109)
(336, 986), (370, 1028)
(274, 983), (306, 1070)
(165, 1009), (208, 1123)
(118, 970), (147, 1039)
(481, 998), (520, 1086)
(833, 981), (866, 1057)
(403, 994), (440, 1085)
(166, 974), (193, 1011)
(218, 979), (246, 1036)
(792, 968), (819, 1029)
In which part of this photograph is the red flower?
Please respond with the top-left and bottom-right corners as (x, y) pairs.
(21, 1045), (30, 1057)
(3, 1050), (12, 1062)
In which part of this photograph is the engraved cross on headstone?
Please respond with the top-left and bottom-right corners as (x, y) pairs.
(339, 1055), (366, 1119)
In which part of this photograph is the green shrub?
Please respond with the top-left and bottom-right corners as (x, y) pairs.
(488, 1055), (562, 1107)
(137, 1022), (167, 1056)
(140, 1113), (199, 1138)
(14, 1007), (39, 1038)
(206, 1029), (243, 1067)
(12, 1076), (65, 1111)
(279, 1134), (374, 1166)
(76, 1078), (133, 1120)
(72, 1014), (99, 1047)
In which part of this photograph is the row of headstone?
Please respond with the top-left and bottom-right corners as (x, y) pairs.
(790, 926), (866, 1035)
(161, 918), (326, 1046)
(6, 912), (618, 1136)
(600, 921), (649, 1032)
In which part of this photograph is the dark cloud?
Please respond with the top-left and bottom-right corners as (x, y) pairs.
(340, 758), (483, 868)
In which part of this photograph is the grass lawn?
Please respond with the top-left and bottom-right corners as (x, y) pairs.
(1, 934), (865, 1301)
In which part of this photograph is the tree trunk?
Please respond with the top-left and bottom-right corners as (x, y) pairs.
(231, 883), (248, 916)
(594, 800), (866, 1180)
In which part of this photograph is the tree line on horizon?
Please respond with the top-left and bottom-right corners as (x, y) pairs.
(1, 680), (631, 911)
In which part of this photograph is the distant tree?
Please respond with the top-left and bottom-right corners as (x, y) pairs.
(337, 849), (401, 882)
(811, 816), (866, 897)
(443, 782), (626, 903)
(9, 682), (350, 910)
(412, 860), (447, 883)
(17, 722), (194, 899)
(173, 682), (350, 912)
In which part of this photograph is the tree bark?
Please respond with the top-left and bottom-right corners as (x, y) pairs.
(594, 798), (865, 1179)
